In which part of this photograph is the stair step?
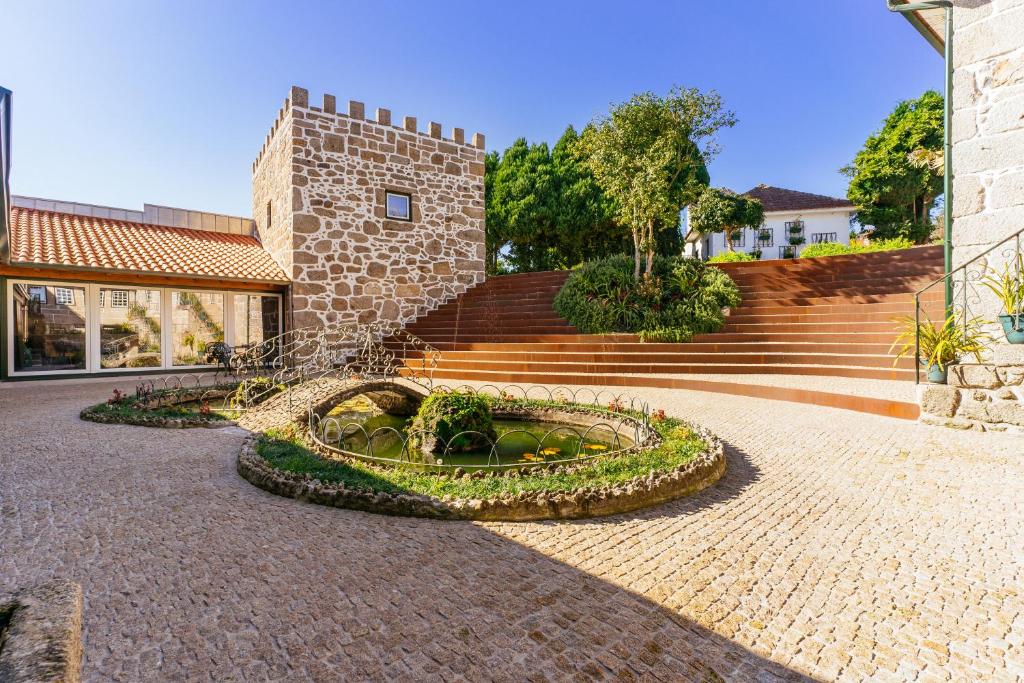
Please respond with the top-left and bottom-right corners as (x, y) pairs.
(413, 363), (914, 382)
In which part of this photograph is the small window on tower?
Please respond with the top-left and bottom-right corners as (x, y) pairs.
(266, 200), (272, 232)
(385, 191), (412, 221)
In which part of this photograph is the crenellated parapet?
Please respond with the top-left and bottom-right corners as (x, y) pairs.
(253, 85), (485, 174)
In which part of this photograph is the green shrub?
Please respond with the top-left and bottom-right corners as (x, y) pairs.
(799, 237), (915, 259)
(410, 390), (496, 453)
(553, 254), (740, 343)
(707, 251), (756, 263)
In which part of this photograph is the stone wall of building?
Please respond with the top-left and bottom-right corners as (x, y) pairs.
(919, 363), (1024, 432)
(951, 0), (1024, 364)
(252, 101), (296, 287)
(252, 86), (486, 330)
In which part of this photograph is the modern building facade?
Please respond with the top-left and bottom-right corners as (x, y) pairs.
(684, 185), (854, 261)
(0, 86), (486, 380)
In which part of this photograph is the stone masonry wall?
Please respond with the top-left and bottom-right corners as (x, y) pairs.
(919, 363), (1024, 432)
(252, 86), (486, 330)
(951, 0), (1024, 365)
(252, 101), (295, 281)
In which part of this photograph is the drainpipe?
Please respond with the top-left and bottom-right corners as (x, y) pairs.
(887, 0), (954, 315)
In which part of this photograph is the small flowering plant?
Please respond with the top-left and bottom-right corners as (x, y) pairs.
(607, 399), (625, 413)
(651, 409), (666, 423)
(107, 388), (125, 405)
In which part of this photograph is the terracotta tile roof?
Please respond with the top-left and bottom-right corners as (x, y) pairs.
(9, 207), (289, 283)
(743, 185), (854, 213)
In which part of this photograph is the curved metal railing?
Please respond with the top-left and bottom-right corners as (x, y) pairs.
(306, 382), (657, 471)
(913, 227), (1023, 382)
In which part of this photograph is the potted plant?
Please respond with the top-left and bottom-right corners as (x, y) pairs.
(750, 248), (763, 260)
(787, 221), (804, 234)
(981, 253), (1024, 344)
(891, 313), (991, 383)
(758, 228), (772, 242)
(780, 246), (796, 259)
(788, 235), (805, 246)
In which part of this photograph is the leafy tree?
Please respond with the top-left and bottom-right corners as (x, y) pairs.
(576, 86), (734, 280)
(841, 90), (944, 243)
(550, 126), (622, 265)
(485, 138), (559, 272)
(689, 187), (765, 252)
(483, 150), (504, 273)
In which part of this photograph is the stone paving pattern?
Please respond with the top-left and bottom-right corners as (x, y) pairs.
(2, 379), (1023, 681)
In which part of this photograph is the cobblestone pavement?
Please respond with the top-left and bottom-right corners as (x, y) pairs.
(1, 379), (1022, 682)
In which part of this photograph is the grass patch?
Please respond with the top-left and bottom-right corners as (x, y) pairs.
(255, 400), (706, 499)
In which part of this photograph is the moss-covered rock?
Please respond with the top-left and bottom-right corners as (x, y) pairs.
(409, 391), (496, 454)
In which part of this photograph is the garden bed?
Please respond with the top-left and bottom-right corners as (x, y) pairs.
(237, 400), (726, 521)
(80, 386), (240, 428)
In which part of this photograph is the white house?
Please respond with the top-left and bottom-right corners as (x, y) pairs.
(684, 185), (855, 260)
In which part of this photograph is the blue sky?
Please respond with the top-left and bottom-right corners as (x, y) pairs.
(4, 0), (941, 218)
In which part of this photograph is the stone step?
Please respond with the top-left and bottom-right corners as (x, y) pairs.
(404, 349), (912, 369)
(410, 369), (920, 419)
(418, 357), (914, 376)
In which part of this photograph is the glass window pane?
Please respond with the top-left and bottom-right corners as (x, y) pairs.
(171, 291), (224, 366)
(99, 288), (162, 369)
(11, 282), (87, 373)
(232, 294), (280, 350)
(386, 192), (410, 220)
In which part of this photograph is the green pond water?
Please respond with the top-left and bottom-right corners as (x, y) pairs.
(320, 398), (629, 469)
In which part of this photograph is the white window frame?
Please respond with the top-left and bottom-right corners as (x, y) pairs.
(7, 279), (283, 377)
(110, 289), (129, 308)
(54, 287), (75, 306)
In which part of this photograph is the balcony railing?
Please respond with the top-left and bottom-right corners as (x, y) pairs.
(811, 232), (837, 243)
(756, 230), (773, 248)
(729, 230), (745, 248)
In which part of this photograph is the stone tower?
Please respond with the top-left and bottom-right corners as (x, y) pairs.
(252, 86), (486, 329)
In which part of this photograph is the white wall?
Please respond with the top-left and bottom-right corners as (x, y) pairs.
(700, 209), (853, 260)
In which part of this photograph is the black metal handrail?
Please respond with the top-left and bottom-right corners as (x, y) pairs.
(913, 226), (1024, 383)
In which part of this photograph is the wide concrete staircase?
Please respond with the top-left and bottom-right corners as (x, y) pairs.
(395, 246), (945, 418)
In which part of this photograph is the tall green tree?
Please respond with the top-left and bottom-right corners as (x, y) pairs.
(483, 150), (504, 273)
(551, 125), (621, 265)
(841, 90), (944, 242)
(576, 86), (734, 280)
(485, 138), (559, 272)
(689, 187), (765, 251)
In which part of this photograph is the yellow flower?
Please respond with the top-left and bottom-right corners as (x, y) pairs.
(584, 443), (607, 451)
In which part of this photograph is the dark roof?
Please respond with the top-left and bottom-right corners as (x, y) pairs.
(742, 185), (853, 213)
(9, 207), (290, 283)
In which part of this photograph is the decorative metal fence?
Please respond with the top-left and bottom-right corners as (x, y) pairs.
(913, 226), (1024, 382)
(307, 382), (657, 471)
(226, 322), (439, 409)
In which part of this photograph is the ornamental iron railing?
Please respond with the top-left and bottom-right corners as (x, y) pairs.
(811, 232), (837, 244)
(226, 322), (439, 409)
(913, 226), (1024, 383)
(307, 383), (657, 471)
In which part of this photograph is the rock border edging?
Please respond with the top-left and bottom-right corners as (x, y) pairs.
(236, 422), (726, 522)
